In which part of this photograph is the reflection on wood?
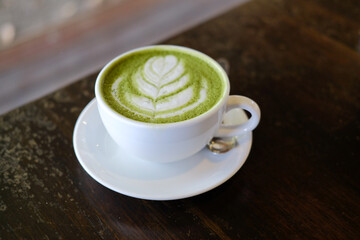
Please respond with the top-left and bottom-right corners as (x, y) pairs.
(0, 0), (247, 114)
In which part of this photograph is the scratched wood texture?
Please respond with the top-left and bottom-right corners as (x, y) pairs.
(1, 0), (359, 239)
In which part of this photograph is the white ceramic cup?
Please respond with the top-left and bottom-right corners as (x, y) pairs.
(95, 45), (260, 162)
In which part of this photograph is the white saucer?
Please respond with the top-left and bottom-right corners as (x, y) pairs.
(73, 99), (252, 200)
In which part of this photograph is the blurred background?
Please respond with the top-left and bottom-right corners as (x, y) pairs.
(0, 0), (248, 114)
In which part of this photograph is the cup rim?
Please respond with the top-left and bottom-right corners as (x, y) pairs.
(95, 45), (230, 128)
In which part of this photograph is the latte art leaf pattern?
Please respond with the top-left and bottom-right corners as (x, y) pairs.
(111, 55), (208, 120)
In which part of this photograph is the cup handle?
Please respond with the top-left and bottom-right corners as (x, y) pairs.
(215, 95), (261, 137)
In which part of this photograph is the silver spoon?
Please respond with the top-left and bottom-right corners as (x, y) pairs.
(207, 137), (237, 154)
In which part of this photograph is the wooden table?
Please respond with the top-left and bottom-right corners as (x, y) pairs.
(1, 0), (359, 239)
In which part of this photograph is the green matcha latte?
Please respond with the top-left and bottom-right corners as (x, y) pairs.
(99, 46), (227, 123)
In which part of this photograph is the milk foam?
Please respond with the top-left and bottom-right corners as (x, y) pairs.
(111, 55), (208, 119)
(156, 80), (207, 118)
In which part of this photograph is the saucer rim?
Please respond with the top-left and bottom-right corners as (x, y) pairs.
(73, 98), (252, 200)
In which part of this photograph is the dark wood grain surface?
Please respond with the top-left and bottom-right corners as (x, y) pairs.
(1, 0), (359, 239)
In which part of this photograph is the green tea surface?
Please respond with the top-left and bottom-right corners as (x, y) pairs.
(100, 47), (225, 123)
